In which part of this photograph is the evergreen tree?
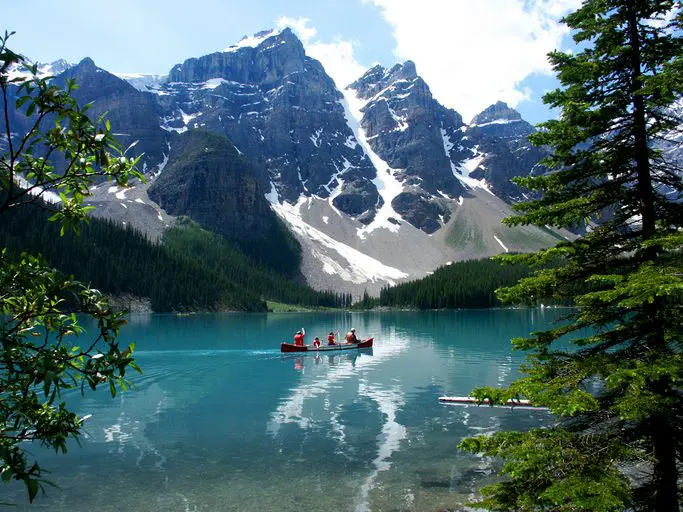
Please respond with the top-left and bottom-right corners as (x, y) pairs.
(377, 258), (531, 310)
(460, 2), (682, 511)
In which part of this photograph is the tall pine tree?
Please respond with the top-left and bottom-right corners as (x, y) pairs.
(460, 2), (683, 511)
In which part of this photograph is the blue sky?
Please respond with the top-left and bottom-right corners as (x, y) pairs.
(4, 0), (582, 124)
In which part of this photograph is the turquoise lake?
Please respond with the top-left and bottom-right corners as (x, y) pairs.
(4, 309), (567, 511)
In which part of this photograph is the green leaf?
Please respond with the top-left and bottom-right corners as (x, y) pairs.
(26, 478), (39, 502)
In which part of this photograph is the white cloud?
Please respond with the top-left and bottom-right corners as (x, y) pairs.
(276, 16), (318, 42)
(364, 0), (583, 121)
(276, 17), (367, 89)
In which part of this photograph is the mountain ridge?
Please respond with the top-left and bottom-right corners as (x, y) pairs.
(4, 29), (574, 297)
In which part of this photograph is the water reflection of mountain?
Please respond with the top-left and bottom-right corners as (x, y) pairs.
(266, 309), (564, 510)
(10, 309), (569, 511)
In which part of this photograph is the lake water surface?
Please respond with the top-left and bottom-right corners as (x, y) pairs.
(4, 309), (567, 511)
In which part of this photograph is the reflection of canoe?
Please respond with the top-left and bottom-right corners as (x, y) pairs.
(280, 338), (373, 353)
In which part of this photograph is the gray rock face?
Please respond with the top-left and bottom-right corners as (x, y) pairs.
(161, 28), (380, 222)
(55, 58), (169, 174)
(470, 101), (523, 126)
(348, 62), (469, 233)
(392, 189), (451, 233)
(464, 101), (548, 202)
(147, 130), (301, 274)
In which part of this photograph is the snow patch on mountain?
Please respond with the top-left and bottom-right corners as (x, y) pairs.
(340, 89), (404, 239)
(13, 175), (61, 204)
(180, 109), (201, 126)
(114, 72), (167, 92)
(310, 128), (323, 147)
(223, 30), (278, 53)
(343, 135), (357, 149)
(201, 78), (230, 89)
(265, 181), (279, 204)
(442, 132), (495, 196)
(387, 103), (409, 132)
(151, 143), (170, 178)
(440, 128), (462, 180)
(493, 236), (509, 252)
(471, 118), (522, 128)
(453, 152), (495, 196)
(461, 153), (485, 177)
(270, 198), (408, 285)
(6, 60), (72, 81)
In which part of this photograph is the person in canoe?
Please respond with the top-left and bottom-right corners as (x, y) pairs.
(327, 331), (338, 345)
(345, 328), (359, 344)
(294, 327), (305, 346)
(313, 336), (321, 349)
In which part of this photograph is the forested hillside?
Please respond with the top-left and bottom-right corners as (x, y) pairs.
(163, 217), (352, 308)
(377, 258), (532, 309)
(0, 205), (349, 311)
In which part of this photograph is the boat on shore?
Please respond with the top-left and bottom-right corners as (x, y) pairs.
(280, 338), (373, 353)
(438, 396), (548, 410)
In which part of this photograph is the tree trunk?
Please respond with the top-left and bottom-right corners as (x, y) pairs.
(625, 3), (656, 238)
(651, 414), (680, 511)
(625, 5), (679, 511)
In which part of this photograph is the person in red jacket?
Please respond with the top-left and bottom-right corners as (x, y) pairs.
(345, 328), (359, 344)
(327, 331), (338, 345)
(313, 337), (321, 349)
(294, 327), (305, 346)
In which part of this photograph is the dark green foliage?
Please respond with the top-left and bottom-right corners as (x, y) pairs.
(0, 207), (351, 311)
(377, 258), (531, 309)
(460, 3), (683, 511)
(0, 204), (266, 311)
(1, 32), (140, 502)
(163, 218), (352, 309)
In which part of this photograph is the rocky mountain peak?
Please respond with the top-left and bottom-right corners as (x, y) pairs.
(156, 27), (380, 222)
(167, 28), (308, 85)
(39, 59), (72, 76)
(350, 60), (420, 100)
(463, 101), (547, 203)
(348, 65), (387, 98)
(51, 57), (168, 175)
(62, 57), (129, 90)
(273, 27), (300, 44)
(74, 57), (98, 74)
(387, 60), (417, 81)
(470, 101), (522, 126)
(6, 58), (73, 82)
(345, 59), (471, 233)
(363, 64), (385, 77)
(227, 27), (305, 56)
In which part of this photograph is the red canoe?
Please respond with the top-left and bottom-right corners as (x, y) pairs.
(281, 338), (373, 353)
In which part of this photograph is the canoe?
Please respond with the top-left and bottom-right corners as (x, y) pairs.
(281, 338), (373, 353)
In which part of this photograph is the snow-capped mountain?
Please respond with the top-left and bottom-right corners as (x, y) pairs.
(54, 57), (169, 173)
(112, 72), (167, 93)
(4, 29), (573, 296)
(464, 101), (549, 203)
(156, 28), (380, 223)
(6, 58), (72, 81)
(347, 62), (470, 233)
